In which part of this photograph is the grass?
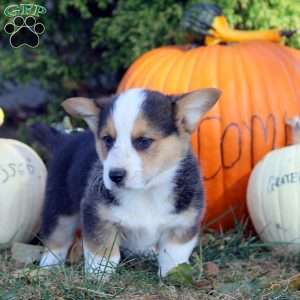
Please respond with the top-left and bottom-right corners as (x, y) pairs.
(1, 224), (300, 300)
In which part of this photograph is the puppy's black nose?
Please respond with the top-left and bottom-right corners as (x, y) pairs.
(109, 168), (127, 185)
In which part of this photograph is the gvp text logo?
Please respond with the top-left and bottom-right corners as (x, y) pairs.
(4, 4), (47, 48)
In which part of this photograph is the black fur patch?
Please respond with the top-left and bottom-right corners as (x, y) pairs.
(40, 130), (98, 238)
(97, 96), (117, 134)
(142, 90), (178, 136)
(173, 151), (204, 213)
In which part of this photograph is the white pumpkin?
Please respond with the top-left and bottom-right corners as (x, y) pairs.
(0, 139), (47, 248)
(247, 144), (300, 250)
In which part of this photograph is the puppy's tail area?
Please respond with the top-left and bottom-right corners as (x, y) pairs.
(29, 123), (66, 153)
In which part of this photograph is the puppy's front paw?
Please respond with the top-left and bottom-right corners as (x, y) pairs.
(85, 256), (119, 281)
(158, 252), (189, 278)
(39, 249), (67, 268)
(84, 246), (120, 281)
(158, 235), (198, 278)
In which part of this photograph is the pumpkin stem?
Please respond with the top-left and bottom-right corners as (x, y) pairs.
(182, 3), (294, 45)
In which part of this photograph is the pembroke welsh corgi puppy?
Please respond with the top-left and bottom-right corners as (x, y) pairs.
(33, 88), (220, 278)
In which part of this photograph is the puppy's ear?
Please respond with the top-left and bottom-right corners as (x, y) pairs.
(175, 88), (221, 133)
(62, 97), (99, 132)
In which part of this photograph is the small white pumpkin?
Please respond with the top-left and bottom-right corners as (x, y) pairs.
(247, 144), (300, 250)
(0, 139), (47, 249)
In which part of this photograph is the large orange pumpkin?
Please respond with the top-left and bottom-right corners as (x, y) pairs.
(118, 37), (300, 229)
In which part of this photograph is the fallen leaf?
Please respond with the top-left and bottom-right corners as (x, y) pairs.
(206, 261), (219, 276)
(68, 236), (82, 264)
(193, 279), (212, 289)
(288, 273), (300, 290)
(166, 263), (194, 286)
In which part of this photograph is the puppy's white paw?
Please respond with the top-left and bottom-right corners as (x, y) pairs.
(85, 256), (118, 281)
(40, 252), (62, 267)
(84, 247), (120, 281)
(39, 247), (69, 268)
(158, 236), (198, 278)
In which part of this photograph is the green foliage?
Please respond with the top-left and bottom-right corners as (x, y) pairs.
(92, 1), (183, 72)
(194, 0), (300, 48)
(0, 0), (186, 99)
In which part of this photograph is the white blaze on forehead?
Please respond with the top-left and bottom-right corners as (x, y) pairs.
(103, 88), (146, 189)
(112, 88), (146, 135)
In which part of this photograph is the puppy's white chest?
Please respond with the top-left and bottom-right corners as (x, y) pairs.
(110, 188), (175, 253)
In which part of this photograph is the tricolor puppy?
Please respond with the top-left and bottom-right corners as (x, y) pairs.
(37, 88), (220, 278)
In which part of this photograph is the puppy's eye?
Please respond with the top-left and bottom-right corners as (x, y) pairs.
(133, 137), (154, 151)
(101, 135), (115, 150)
